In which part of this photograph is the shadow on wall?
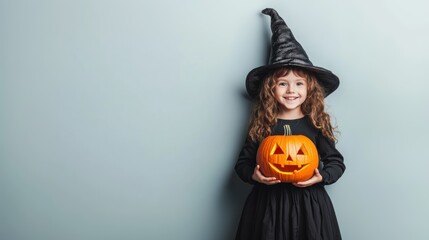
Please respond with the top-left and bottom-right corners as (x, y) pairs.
(218, 172), (252, 240)
(215, 23), (271, 234)
(214, 89), (253, 240)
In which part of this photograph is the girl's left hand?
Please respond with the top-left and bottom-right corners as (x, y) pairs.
(292, 168), (323, 188)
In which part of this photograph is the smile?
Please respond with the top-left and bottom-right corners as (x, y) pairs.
(284, 96), (299, 100)
(268, 162), (309, 174)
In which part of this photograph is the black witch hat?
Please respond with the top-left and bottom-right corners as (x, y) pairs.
(246, 8), (339, 99)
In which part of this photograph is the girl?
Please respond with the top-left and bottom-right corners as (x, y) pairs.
(234, 8), (345, 240)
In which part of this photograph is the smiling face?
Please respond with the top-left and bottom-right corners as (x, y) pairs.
(273, 70), (308, 119)
(256, 135), (319, 182)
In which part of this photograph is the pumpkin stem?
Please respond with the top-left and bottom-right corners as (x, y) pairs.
(283, 125), (292, 136)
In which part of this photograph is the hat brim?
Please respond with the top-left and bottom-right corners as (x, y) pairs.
(246, 63), (339, 99)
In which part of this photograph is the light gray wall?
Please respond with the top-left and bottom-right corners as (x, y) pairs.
(1, 1), (428, 239)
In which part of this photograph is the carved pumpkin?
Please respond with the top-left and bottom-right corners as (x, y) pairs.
(256, 125), (319, 182)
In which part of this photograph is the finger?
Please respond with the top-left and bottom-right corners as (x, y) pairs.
(314, 168), (321, 176)
(256, 170), (266, 178)
(255, 165), (264, 175)
(253, 165), (259, 172)
(261, 176), (280, 184)
(263, 177), (277, 181)
(254, 166), (262, 175)
(293, 182), (307, 187)
(301, 180), (311, 185)
(294, 178), (313, 187)
(265, 179), (281, 185)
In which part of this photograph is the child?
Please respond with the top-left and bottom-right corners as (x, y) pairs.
(234, 8), (345, 240)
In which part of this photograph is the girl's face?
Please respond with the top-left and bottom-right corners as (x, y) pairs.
(273, 70), (308, 118)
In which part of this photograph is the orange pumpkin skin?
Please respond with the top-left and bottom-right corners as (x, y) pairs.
(256, 135), (319, 182)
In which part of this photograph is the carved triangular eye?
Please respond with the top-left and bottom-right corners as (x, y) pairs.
(272, 144), (284, 155)
(297, 145), (307, 155)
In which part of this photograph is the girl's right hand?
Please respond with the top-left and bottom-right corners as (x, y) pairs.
(252, 165), (281, 185)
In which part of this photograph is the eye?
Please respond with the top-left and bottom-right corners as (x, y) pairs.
(271, 144), (284, 155)
(277, 81), (287, 87)
(296, 81), (305, 86)
(297, 145), (307, 156)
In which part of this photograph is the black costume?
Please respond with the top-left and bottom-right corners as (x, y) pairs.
(235, 117), (345, 240)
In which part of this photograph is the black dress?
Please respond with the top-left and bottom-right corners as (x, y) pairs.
(235, 117), (345, 240)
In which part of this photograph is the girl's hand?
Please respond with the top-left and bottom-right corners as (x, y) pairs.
(252, 165), (281, 185)
(293, 168), (323, 187)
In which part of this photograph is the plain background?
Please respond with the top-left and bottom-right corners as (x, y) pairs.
(1, 0), (429, 239)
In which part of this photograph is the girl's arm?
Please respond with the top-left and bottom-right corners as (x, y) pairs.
(234, 138), (259, 184)
(316, 132), (346, 185)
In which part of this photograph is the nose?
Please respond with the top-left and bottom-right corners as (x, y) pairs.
(286, 85), (295, 93)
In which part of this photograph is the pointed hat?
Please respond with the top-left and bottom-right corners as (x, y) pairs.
(246, 8), (339, 99)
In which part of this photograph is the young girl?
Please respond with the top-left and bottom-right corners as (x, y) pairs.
(235, 8), (345, 240)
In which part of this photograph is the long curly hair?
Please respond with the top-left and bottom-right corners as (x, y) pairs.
(248, 67), (337, 142)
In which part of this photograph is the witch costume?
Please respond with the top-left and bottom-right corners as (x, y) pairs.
(234, 8), (345, 240)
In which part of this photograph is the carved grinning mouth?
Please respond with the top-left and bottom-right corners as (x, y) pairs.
(268, 162), (309, 174)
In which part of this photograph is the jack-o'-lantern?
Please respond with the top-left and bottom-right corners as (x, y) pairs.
(256, 125), (319, 182)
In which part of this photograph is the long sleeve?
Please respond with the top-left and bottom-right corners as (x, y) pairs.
(316, 132), (346, 185)
(234, 138), (259, 184)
